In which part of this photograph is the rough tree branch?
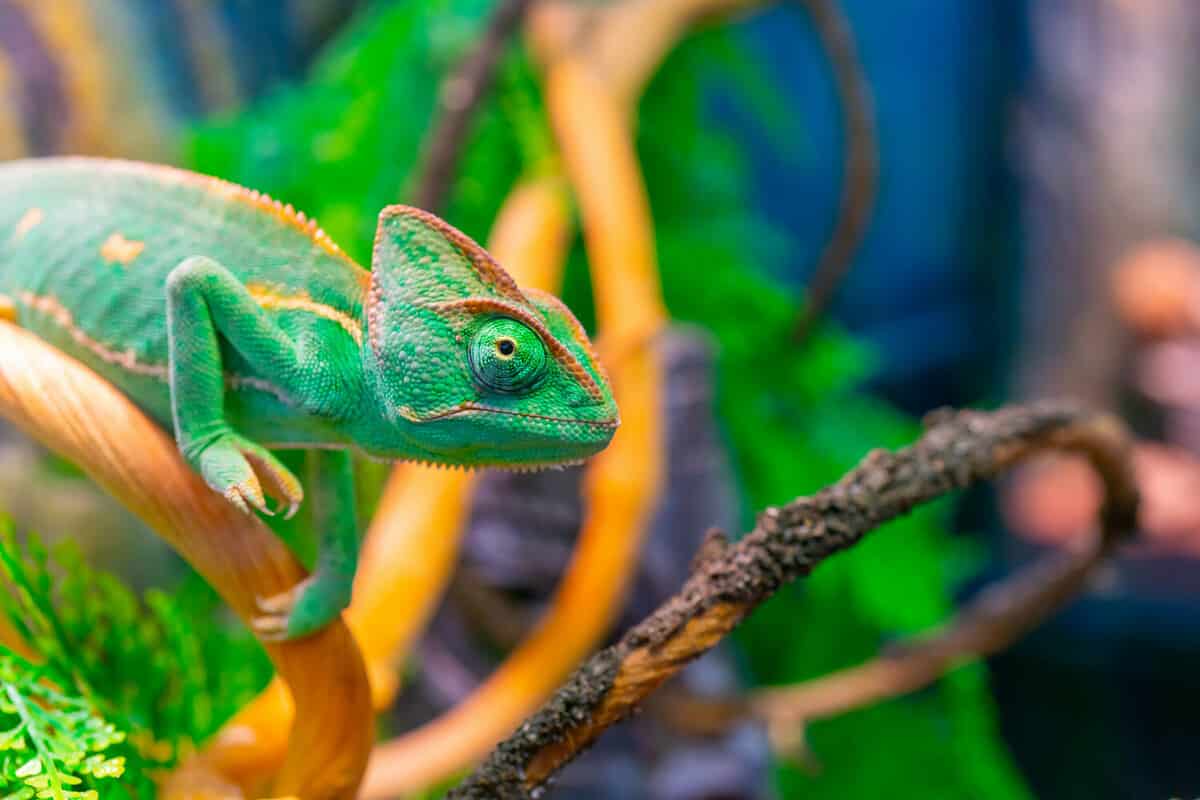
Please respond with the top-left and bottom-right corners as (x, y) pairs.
(448, 403), (1138, 798)
(652, 507), (1123, 751)
(410, 0), (536, 212)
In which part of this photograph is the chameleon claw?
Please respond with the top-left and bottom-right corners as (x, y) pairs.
(251, 574), (345, 641)
(224, 476), (269, 516)
(222, 488), (248, 514)
(250, 615), (289, 642)
(240, 446), (304, 517)
(256, 581), (304, 615)
(251, 581), (305, 641)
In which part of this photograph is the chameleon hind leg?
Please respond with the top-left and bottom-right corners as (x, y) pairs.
(165, 255), (306, 516)
(253, 450), (358, 640)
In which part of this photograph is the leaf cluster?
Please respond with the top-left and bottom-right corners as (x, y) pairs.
(0, 653), (125, 800)
(0, 522), (271, 799)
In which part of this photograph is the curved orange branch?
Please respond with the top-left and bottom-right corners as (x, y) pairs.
(527, 0), (765, 106)
(360, 49), (668, 799)
(197, 464), (476, 790)
(193, 173), (574, 791)
(0, 322), (372, 800)
(362, 347), (661, 797)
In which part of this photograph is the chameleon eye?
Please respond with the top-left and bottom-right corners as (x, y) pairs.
(469, 318), (547, 393)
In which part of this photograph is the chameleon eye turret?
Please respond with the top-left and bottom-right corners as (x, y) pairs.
(469, 317), (547, 393)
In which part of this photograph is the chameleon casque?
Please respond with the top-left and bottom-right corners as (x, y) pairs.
(0, 157), (618, 639)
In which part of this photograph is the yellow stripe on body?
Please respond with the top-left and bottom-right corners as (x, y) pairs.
(246, 283), (364, 347)
(12, 291), (293, 403)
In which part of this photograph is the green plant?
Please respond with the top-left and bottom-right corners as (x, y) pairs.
(0, 652), (125, 800)
(0, 521), (272, 799)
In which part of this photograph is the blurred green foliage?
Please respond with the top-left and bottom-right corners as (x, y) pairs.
(0, 522), (272, 799)
(186, 1), (1032, 797)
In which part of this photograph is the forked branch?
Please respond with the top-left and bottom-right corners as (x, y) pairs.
(449, 403), (1138, 798)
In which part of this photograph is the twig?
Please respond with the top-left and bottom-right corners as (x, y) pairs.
(448, 403), (1138, 798)
(409, 0), (537, 212)
(792, 0), (879, 342)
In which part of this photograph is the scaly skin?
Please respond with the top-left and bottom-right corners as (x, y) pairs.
(0, 157), (618, 639)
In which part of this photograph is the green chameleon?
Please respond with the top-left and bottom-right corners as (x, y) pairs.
(0, 157), (618, 640)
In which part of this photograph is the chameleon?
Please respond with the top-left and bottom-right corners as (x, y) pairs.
(0, 157), (619, 640)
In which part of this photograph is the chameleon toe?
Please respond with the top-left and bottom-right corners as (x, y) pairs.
(255, 580), (304, 615)
(239, 444), (304, 513)
(250, 614), (290, 642)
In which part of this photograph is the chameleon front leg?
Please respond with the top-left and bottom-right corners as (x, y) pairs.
(165, 255), (306, 516)
(254, 450), (358, 640)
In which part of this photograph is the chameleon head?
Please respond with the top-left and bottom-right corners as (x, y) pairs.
(361, 205), (618, 468)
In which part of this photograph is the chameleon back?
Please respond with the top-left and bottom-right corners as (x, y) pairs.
(0, 157), (369, 422)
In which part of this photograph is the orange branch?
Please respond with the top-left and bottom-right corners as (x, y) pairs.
(360, 53), (668, 800)
(527, 0), (765, 106)
(192, 173), (574, 792)
(0, 322), (372, 800)
(196, 464), (476, 789)
(361, 345), (661, 798)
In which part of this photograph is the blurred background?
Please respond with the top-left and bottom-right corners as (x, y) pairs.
(1, 1), (1199, 798)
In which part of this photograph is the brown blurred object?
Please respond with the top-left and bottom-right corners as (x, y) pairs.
(1111, 237), (1200, 339)
(1012, 1), (1200, 570)
(1018, 1), (1200, 409)
(1004, 444), (1200, 554)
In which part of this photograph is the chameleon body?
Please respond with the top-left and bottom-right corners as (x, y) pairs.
(0, 157), (618, 639)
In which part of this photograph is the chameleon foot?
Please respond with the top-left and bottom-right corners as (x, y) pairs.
(252, 570), (351, 642)
(189, 432), (304, 518)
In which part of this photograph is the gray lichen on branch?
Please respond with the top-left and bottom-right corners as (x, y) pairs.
(449, 403), (1139, 798)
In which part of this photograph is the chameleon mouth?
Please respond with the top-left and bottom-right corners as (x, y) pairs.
(417, 401), (620, 429)
(377, 401), (618, 468)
